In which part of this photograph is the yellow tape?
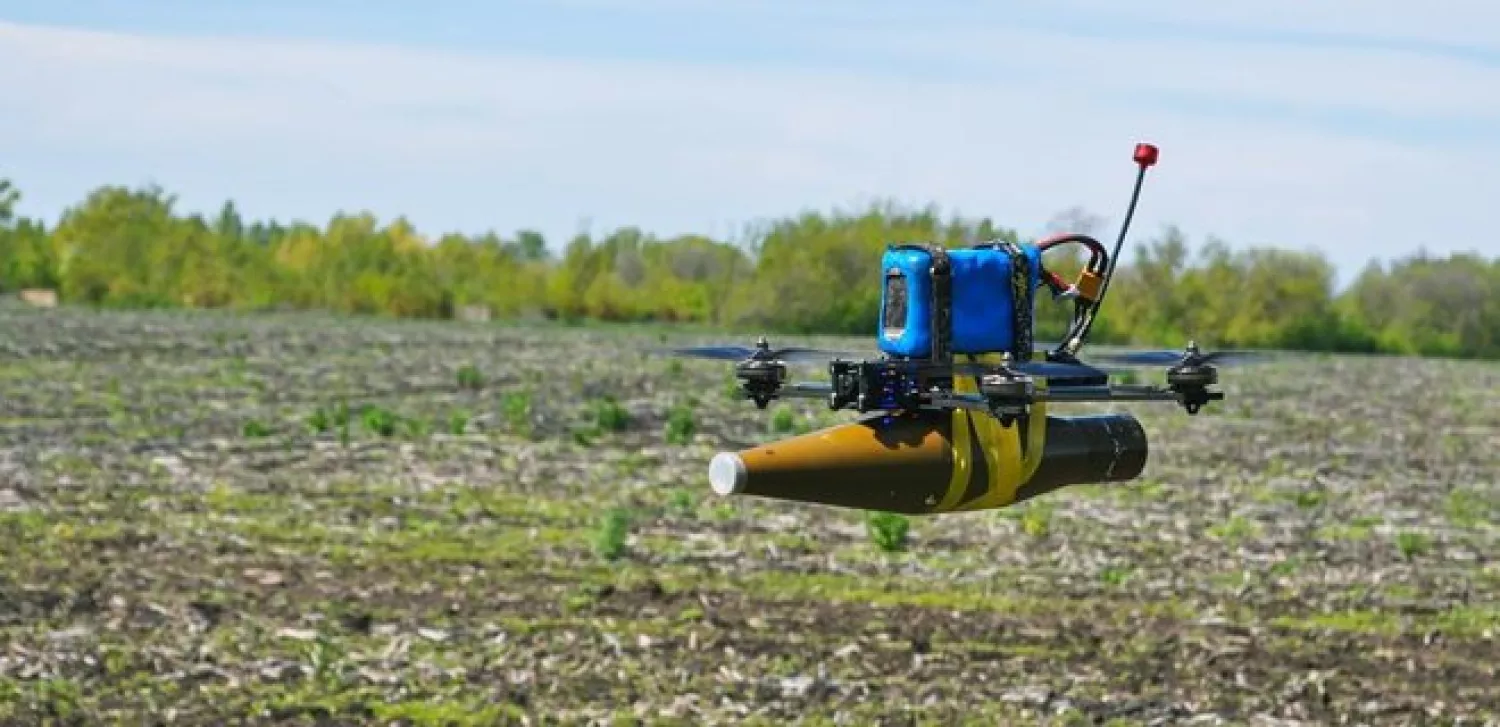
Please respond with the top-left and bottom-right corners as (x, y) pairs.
(938, 408), (972, 512)
(943, 353), (1024, 512)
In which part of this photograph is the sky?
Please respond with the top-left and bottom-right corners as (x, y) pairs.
(2, 0), (1498, 288)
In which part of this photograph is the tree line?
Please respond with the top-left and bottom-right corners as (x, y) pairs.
(1, 179), (1496, 359)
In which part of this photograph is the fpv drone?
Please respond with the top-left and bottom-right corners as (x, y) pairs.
(666, 142), (1262, 424)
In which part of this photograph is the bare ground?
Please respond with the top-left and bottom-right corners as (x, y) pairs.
(0, 303), (1497, 725)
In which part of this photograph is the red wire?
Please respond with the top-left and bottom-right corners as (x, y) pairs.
(1035, 233), (1108, 293)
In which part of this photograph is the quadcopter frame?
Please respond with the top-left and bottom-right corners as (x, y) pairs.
(732, 337), (1224, 422)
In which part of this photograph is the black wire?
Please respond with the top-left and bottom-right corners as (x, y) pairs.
(1065, 163), (1149, 355)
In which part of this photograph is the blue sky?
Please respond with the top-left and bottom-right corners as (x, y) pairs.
(2, 0), (1498, 287)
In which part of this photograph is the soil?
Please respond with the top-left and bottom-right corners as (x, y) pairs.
(0, 303), (1496, 725)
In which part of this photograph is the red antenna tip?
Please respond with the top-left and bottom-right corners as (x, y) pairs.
(1133, 142), (1159, 168)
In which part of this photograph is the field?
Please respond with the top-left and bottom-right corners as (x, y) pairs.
(0, 302), (1497, 726)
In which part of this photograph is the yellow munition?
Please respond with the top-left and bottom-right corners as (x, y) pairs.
(708, 354), (1149, 515)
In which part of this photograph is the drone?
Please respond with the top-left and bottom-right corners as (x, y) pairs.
(663, 142), (1262, 425)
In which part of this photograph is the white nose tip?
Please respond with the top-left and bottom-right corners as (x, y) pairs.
(708, 452), (748, 496)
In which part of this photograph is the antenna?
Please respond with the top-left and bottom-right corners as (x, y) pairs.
(1062, 142), (1158, 356)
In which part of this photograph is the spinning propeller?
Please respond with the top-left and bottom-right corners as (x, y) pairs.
(1086, 342), (1267, 368)
(661, 338), (864, 364)
(661, 337), (1113, 379)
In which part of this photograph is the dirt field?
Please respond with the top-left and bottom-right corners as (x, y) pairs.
(1, 302), (1496, 725)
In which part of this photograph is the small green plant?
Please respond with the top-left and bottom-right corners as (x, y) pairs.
(1209, 515), (1258, 542)
(1292, 488), (1326, 510)
(502, 391), (531, 434)
(300, 631), (347, 688)
(1099, 565), (1132, 587)
(1445, 488), (1490, 528)
(361, 405), (398, 437)
(571, 426), (599, 446)
(1396, 531), (1430, 560)
(1021, 500), (1054, 538)
(667, 488), (696, 514)
(447, 409), (470, 435)
(595, 507), (631, 560)
(866, 511), (910, 553)
(770, 406), (796, 433)
(307, 406), (332, 434)
(664, 403), (696, 445)
(456, 364), (484, 391)
(401, 416), (430, 438)
(241, 419), (270, 438)
(337, 400), (352, 446)
(592, 396), (630, 432)
(32, 678), (81, 721)
(1269, 556), (1301, 578)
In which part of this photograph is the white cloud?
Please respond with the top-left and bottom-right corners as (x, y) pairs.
(0, 17), (1495, 287)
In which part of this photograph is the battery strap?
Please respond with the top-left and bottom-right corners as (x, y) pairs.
(1002, 241), (1034, 362)
(929, 245), (951, 362)
(979, 240), (1034, 363)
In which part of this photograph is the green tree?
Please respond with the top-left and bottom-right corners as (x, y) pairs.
(0, 175), (1492, 361)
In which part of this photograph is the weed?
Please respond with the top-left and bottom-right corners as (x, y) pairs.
(596, 507), (631, 560)
(502, 391), (531, 434)
(1293, 489), (1326, 510)
(1269, 556), (1301, 578)
(401, 416), (430, 438)
(1396, 531), (1430, 560)
(1446, 488), (1492, 528)
(456, 364), (485, 391)
(1100, 566), (1132, 587)
(770, 406), (796, 434)
(591, 396), (630, 432)
(866, 511), (910, 553)
(361, 405), (398, 437)
(664, 402), (696, 445)
(300, 632), (347, 688)
(571, 428), (595, 446)
(1021, 500), (1054, 538)
(1209, 515), (1259, 542)
(330, 399), (353, 446)
(306, 406), (331, 434)
(447, 409), (470, 435)
(241, 419), (271, 438)
(667, 489), (696, 515)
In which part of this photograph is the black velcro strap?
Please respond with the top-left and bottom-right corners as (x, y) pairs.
(995, 241), (1033, 362)
(928, 244), (951, 363)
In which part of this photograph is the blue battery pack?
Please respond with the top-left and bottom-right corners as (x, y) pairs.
(878, 242), (1041, 358)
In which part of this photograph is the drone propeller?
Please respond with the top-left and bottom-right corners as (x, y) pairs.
(657, 339), (870, 364)
(1086, 342), (1268, 368)
(659, 338), (1121, 380)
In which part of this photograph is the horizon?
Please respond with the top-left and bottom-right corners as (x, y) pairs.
(2, 1), (1498, 288)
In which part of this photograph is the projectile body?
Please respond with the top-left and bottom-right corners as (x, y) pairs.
(707, 406), (1148, 515)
